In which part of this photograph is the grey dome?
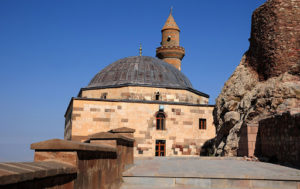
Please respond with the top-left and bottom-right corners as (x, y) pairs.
(87, 56), (193, 89)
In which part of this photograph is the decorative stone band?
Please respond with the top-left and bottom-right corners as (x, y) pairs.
(156, 46), (185, 60)
(0, 161), (76, 186)
(161, 26), (180, 32)
(80, 84), (209, 99)
(157, 46), (185, 50)
(64, 97), (214, 118)
(31, 138), (116, 152)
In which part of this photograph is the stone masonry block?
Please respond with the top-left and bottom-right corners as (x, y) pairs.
(73, 107), (83, 111)
(121, 119), (128, 122)
(183, 121), (193, 125)
(248, 134), (257, 142)
(90, 108), (100, 112)
(93, 118), (110, 122)
(248, 126), (258, 134)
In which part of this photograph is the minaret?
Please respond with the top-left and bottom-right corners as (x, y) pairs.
(156, 8), (185, 71)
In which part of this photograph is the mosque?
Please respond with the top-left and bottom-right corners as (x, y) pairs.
(64, 10), (215, 157)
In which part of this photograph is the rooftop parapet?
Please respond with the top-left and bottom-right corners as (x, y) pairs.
(0, 161), (76, 186)
(31, 138), (116, 152)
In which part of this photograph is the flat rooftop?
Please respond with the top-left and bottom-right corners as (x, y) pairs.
(122, 157), (300, 189)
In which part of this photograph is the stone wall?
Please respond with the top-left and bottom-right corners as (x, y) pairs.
(0, 161), (76, 189)
(67, 98), (215, 157)
(247, 0), (300, 80)
(237, 123), (260, 157)
(0, 132), (135, 189)
(212, 0), (300, 157)
(81, 86), (209, 104)
(259, 112), (300, 167)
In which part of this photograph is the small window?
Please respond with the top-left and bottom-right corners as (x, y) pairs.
(101, 93), (107, 99)
(155, 92), (160, 101)
(156, 112), (165, 130)
(199, 119), (206, 130)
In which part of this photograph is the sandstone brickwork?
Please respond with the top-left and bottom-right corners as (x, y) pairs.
(212, 0), (300, 156)
(238, 123), (260, 157)
(81, 86), (209, 104)
(65, 97), (215, 157)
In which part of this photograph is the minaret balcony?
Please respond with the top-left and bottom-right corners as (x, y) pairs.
(156, 46), (185, 60)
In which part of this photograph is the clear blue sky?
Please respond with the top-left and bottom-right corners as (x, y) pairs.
(0, 0), (265, 161)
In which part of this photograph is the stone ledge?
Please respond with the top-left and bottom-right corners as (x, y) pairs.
(109, 127), (135, 134)
(86, 132), (135, 143)
(31, 139), (116, 152)
(0, 161), (76, 186)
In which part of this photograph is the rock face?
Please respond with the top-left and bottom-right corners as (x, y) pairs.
(213, 0), (300, 156)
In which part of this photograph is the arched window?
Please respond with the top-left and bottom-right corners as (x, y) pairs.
(156, 112), (165, 130)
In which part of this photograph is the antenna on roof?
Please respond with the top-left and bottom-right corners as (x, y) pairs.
(139, 43), (142, 56)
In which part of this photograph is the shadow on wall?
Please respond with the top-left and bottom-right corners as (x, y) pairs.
(200, 138), (215, 156)
(257, 112), (300, 169)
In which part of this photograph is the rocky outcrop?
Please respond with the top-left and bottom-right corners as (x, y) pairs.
(213, 0), (300, 156)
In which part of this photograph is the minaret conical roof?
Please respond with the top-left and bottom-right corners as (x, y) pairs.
(162, 11), (180, 31)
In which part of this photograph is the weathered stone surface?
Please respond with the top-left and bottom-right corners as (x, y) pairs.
(121, 157), (300, 189)
(87, 132), (135, 142)
(224, 111), (240, 126)
(212, 0), (300, 156)
(0, 161), (76, 186)
(25, 137), (135, 189)
(247, 0), (300, 80)
(109, 127), (136, 133)
(31, 138), (116, 152)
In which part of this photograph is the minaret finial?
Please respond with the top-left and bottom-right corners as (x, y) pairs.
(139, 43), (142, 56)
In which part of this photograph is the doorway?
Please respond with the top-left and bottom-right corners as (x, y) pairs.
(155, 140), (166, 156)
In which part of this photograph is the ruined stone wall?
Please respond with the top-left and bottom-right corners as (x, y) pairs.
(247, 0), (300, 80)
(259, 112), (300, 167)
(212, 0), (300, 156)
(69, 98), (215, 156)
(81, 86), (209, 104)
